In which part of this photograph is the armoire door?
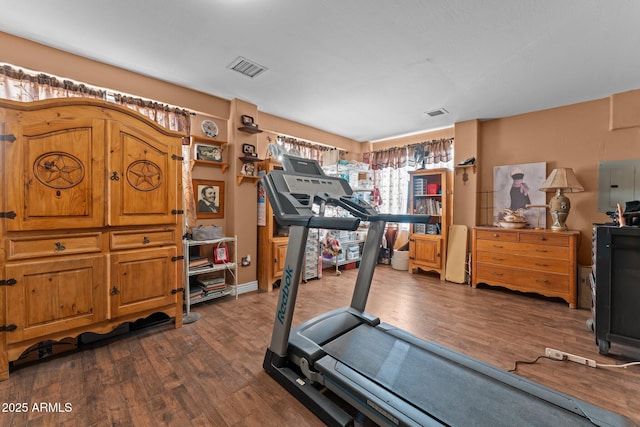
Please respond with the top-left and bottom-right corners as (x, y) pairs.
(3, 115), (106, 231)
(108, 121), (180, 227)
(5, 255), (107, 344)
(109, 247), (178, 318)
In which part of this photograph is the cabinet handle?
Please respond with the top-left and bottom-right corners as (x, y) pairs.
(492, 272), (503, 276)
(535, 249), (548, 253)
(493, 233), (499, 237)
(143, 236), (150, 244)
(492, 245), (503, 248)
(110, 286), (120, 295)
(492, 257), (505, 261)
(535, 279), (550, 284)
(54, 242), (66, 252)
(540, 237), (547, 241)
(110, 171), (120, 181)
(534, 263), (549, 267)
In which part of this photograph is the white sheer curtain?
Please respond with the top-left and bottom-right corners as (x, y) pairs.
(374, 165), (412, 215)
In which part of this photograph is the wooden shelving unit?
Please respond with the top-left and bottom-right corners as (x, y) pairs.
(408, 168), (452, 279)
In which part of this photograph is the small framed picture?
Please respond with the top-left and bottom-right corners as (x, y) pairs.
(195, 144), (222, 162)
(242, 143), (256, 156)
(213, 245), (229, 264)
(241, 162), (256, 176)
(241, 115), (254, 126)
(193, 179), (225, 219)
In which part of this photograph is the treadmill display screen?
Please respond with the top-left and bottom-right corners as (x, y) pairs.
(282, 156), (325, 176)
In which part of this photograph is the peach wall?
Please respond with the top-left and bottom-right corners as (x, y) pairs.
(475, 96), (640, 264)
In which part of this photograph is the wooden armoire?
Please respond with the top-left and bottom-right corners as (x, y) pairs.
(0, 98), (185, 380)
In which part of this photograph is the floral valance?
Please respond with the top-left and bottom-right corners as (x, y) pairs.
(0, 64), (191, 134)
(271, 135), (340, 163)
(365, 138), (454, 170)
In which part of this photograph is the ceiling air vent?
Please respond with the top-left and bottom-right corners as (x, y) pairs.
(425, 108), (448, 117)
(227, 56), (268, 78)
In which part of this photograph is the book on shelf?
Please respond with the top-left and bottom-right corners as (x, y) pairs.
(197, 276), (227, 292)
(189, 257), (212, 267)
(189, 288), (203, 300)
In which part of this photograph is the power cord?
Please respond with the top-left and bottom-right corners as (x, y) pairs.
(596, 361), (640, 369)
(509, 348), (640, 373)
(508, 355), (558, 372)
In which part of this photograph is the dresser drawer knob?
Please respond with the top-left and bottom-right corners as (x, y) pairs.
(534, 263), (549, 267)
(54, 242), (66, 252)
(493, 233), (499, 237)
(143, 236), (150, 244)
(492, 245), (504, 249)
(535, 249), (548, 253)
(540, 237), (547, 241)
(492, 272), (504, 276)
(535, 279), (550, 283)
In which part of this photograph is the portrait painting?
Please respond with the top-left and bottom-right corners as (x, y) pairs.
(193, 179), (224, 219)
(493, 162), (546, 228)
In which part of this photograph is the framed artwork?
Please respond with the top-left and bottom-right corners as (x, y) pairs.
(195, 144), (223, 162)
(241, 115), (255, 126)
(493, 162), (546, 228)
(193, 179), (224, 219)
(241, 162), (256, 176)
(242, 143), (256, 156)
(213, 244), (229, 264)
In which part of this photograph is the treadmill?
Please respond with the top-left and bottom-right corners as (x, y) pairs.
(262, 155), (633, 427)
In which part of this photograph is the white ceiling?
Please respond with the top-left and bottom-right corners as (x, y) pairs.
(1, 0), (639, 142)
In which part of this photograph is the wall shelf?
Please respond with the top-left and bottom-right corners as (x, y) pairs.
(190, 159), (229, 173)
(239, 156), (263, 163)
(190, 135), (227, 149)
(238, 125), (262, 134)
(237, 175), (261, 185)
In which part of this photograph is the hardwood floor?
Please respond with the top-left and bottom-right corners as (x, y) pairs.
(1, 266), (638, 426)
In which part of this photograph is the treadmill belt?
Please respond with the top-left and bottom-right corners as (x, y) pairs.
(322, 325), (593, 426)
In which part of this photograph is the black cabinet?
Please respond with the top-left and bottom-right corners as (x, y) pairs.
(595, 225), (640, 354)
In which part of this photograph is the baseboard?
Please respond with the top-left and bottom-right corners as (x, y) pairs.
(236, 280), (258, 295)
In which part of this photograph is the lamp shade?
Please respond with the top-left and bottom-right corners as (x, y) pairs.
(539, 168), (584, 193)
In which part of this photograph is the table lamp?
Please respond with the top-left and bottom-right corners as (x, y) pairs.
(539, 168), (584, 231)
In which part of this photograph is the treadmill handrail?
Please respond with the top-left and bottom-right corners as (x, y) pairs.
(329, 196), (432, 224)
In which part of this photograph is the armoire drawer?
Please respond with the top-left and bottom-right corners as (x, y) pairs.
(5, 232), (102, 260)
(110, 229), (177, 250)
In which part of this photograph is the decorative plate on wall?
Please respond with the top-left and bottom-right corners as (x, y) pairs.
(201, 119), (218, 138)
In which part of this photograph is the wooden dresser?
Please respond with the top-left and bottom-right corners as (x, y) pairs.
(471, 227), (580, 308)
(0, 98), (184, 380)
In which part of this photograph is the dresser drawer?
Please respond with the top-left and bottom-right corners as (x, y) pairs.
(110, 229), (177, 250)
(475, 240), (569, 259)
(475, 251), (568, 274)
(5, 233), (102, 260)
(519, 233), (570, 246)
(475, 230), (518, 242)
(475, 264), (569, 294)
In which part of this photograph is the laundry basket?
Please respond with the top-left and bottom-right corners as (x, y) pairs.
(391, 250), (409, 271)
